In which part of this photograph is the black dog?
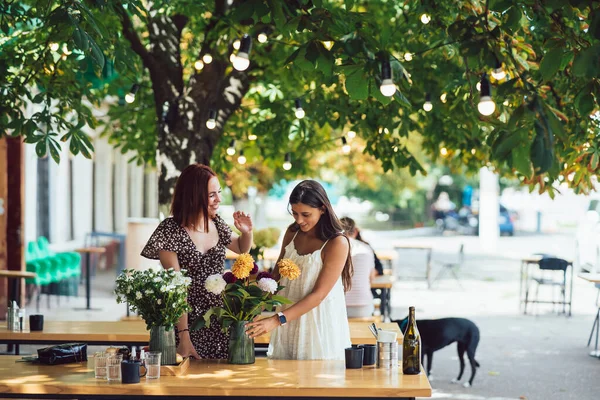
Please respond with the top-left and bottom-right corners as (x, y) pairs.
(394, 317), (480, 387)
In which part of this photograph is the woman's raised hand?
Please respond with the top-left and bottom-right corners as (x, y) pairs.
(233, 211), (253, 234)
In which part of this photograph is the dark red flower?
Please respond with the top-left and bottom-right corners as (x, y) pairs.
(250, 262), (259, 275)
(256, 271), (273, 281)
(223, 271), (237, 284)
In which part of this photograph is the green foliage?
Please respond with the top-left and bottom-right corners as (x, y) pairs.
(2, 0), (600, 194)
(114, 268), (192, 331)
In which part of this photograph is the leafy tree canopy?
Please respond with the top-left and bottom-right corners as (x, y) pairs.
(2, 0), (600, 203)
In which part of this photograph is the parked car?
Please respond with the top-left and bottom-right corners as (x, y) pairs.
(439, 204), (516, 236)
(498, 204), (515, 236)
(575, 196), (600, 273)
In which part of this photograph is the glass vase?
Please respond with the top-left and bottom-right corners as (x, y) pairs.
(228, 321), (255, 364)
(149, 326), (177, 365)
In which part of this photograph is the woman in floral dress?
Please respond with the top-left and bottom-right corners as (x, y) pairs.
(141, 164), (253, 359)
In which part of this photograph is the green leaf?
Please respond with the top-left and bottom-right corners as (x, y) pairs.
(35, 140), (47, 158)
(48, 140), (60, 163)
(489, 0), (514, 12)
(305, 42), (319, 66)
(284, 47), (301, 65)
(88, 37), (105, 66)
(271, 295), (293, 304)
(493, 130), (523, 161)
(344, 66), (369, 100)
(590, 10), (600, 41)
(572, 45), (600, 78)
(69, 138), (80, 155)
(543, 104), (567, 142)
(73, 26), (89, 52)
(591, 152), (599, 171)
(576, 92), (595, 116)
(267, 0), (286, 28)
(345, 0), (355, 10)
(505, 6), (522, 30)
(512, 139), (533, 177)
(539, 48), (564, 82)
(530, 119), (554, 174)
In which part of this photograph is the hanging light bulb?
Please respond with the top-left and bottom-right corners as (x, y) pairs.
(237, 150), (247, 165)
(49, 42), (59, 52)
(478, 73), (496, 116)
(194, 60), (204, 71)
(347, 130), (356, 139)
(342, 137), (351, 154)
(257, 32), (268, 43)
(202, 53), (213, 64)
(440, 147), (448, 156)
(423, 93), (433, 112)
(232, 34), (252, 71)
(125, 84), (140, 104)
(294, 98), (305, 119)
(420, 13), (431, 24)
(476, 81), (481, 91)
(283, 153), (292, 171)
(248, 133), (257, 141)
(226, 140), (236, 156)
(379, 59), (396, 97)
(440, 92), (447, 103)
(491, 58), (506, 81)
(404, 52), (413, 61)
(206, 109), (217, 129)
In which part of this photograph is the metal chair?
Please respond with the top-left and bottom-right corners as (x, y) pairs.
(432, 244), (464, 289)
(524, 257), (573, 316)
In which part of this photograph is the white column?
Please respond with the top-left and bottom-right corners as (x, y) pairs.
(128, 161), (145, 218)
(113, 150), (129, 234)
(23, 143), (38, 244)
(48, 146), (71, 243)
(71, 153), (94, 241)
(93, 137), (114, 232)
(145, 168), (159, 218)
(479, 167), (500, 253)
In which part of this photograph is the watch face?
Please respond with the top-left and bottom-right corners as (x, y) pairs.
(278, 313), (287, 324)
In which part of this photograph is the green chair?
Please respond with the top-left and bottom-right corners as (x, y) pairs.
(25, 241), (53, 310)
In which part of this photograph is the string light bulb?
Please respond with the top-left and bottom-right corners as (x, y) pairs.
(342, 137), (351, 154)
(379, 59), (396, 97)
(294, 98), (305, 119)
(226, 140), (236, 156)
(423, 93), (433, 112)
(420, 13), (431, 24)
(257, 32), (268, 43)
(49, 42), (59, 52)
(125, 84), (139, 104)
(404, 52), (413, 61)
(232, 34), (252, 71)
(347, 130), (356, 139)
(237, 150), (246, 165)
(248, 133), (257, 141)
(491, 58), (506, 81)
(202, 53), (213, 64)
(478, 73), (496, 116)
(206, 109), (217, 129)
(283, 153), (292, 170)
(194, 60), (204, 71)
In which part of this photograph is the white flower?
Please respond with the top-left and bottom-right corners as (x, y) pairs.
(205, 274), (226, 295)
(160, 286), (167, 292)
(157, 299), (162, 305)
(153, 277), (162, 282)
(257, 278), (278, 294)
(126, 286), (132, 293)
(135, 291), (142, 300)
(145, 289), (153, 295)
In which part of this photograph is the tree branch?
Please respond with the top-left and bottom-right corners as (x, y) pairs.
(115, 4), (154, 69)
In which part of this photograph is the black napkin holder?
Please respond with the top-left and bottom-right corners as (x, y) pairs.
(36, 343), (88, 365)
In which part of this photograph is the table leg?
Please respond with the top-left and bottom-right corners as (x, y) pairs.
(380, 288), (388, 322)
(588, 308), (600, 358)
(75, 252), (101, 311)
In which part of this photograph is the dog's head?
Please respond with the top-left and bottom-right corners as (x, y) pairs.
(391, 317), (409, 333)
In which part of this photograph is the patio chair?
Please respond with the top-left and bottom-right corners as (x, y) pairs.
(524, 257), (572, 316)
(431, 244), (464, 289)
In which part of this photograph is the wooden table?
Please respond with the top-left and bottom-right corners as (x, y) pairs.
(0, 270), (36, 307)
(371, 275), (395, 322)
(578, 273), (600, 358)
(0, 356), (431, 399)
(375, 249), (397, 271)
(0, 321), (403, 350)
(394, 244), (433, 289)
(519, 255), (574, 315)
(75, 247), (106, 311)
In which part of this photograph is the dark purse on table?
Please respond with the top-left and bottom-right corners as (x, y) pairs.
(37, 343), (88, 365)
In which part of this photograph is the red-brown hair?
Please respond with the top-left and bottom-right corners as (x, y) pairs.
(170, 164), (216, 232)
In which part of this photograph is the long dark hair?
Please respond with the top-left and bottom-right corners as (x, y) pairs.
(171, 164), (216, 232)
(341, 216), (367, 243)
(288, 180), (353, 291)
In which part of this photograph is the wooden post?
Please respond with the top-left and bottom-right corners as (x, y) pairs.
(0, 138), (7, 318)
(7, 137), (25, 305)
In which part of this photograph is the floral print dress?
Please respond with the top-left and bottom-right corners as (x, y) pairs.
(141, 216), (232, 359)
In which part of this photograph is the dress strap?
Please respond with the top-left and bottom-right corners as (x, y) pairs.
(320, 239), (330, 251)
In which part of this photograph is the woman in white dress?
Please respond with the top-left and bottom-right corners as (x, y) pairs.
(245, 180), (353, 360)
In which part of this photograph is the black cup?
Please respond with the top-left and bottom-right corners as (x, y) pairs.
(361, 344), (377, 366)
(345, 347), (364, 369)
(121, 360), (147, 384)
(29, 315), (44, 331)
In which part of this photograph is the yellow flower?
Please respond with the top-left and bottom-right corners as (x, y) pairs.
(232, 253), (255, 279)
(278, 258), (301, 280)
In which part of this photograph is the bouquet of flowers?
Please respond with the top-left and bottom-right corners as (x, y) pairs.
(114, 268), (192, 330)
(191, 254), (301, 331)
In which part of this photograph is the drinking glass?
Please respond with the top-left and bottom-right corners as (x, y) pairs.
(107, 354), (123, 382)
(94, 352), (108, 380)
(145, 351), (161, 379)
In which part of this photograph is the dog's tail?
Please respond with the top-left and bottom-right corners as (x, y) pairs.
(469, 323), (481, 368)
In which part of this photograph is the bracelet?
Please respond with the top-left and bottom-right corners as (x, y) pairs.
(178, 328), (189, 334)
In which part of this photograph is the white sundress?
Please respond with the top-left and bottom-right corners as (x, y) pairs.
(267, 232), (352, 360)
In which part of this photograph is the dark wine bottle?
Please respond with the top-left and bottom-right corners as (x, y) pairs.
(402, 306), (421, 375)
